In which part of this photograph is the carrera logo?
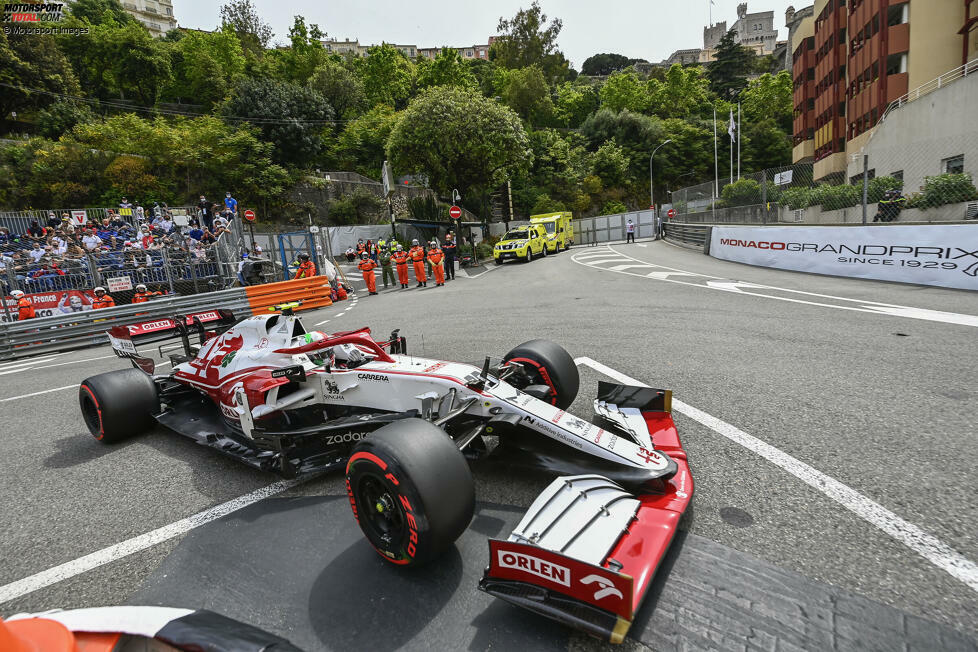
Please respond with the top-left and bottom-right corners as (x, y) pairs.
(497, 550), (570, 587)
(357, 373), (389, 382)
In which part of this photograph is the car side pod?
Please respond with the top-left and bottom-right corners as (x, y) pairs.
(478, 412), (692, 643)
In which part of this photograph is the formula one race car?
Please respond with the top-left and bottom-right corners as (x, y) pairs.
(79, 304), (692, 643)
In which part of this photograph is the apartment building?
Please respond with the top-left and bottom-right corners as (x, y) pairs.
(120, 0), (176, 37)
(792, 0), (978, 182)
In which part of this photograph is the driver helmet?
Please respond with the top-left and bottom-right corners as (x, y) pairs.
(135, 284), (147, 292)
(11, 290), (24, 298)
(298, 253), (310, 261)
(93, 286), (106, 296)
(301, 330), (328, 345)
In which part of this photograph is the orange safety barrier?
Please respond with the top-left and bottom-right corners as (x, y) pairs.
(245, 276), (333, 314)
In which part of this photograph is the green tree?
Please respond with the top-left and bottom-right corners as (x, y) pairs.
(742, 118), (792, 171)
(387, 87), (531, 213)
(277, 16), (329, 84)
(599, 71), (651, 113)
(580, 53), (637, 76)
(333, 105), (399, 179)
(36, 100), (96, 139)
(65, 0), (136, 26)
(553, 81), (598, 127)
(361, 44), (414, 108)
(169, 26), (245, 108)
(591, 141), (629, 186)
(531, 193), (567, 213)
(740, 71), (793, 132)
(223, 78), (334, 166)
(649, 64), (711, 119)
(308, 58), (366, 119)
(0, 32), (80, 118)
(220, 0), (273, 53)
(415, 48), (477, 90)
(491, 2), (570, 83)
(500, 65), (554, 125)
(707, 29), (755, 99)
(113, 23), (173, 106)
(467, 58), (497, 96)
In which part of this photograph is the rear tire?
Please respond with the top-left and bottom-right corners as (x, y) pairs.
(79, 368), (159, 443)
(542, 244), (549, 257)
(346, 419), (474, 566)
(504, 339), (579, 409)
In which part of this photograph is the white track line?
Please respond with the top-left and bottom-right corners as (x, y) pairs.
(0, 476), (314, 605)
(0, 384), (79, 402)
(573, 245), (978, 328)
(0, 354), (118, 376)
(575, 356), (978, 593)
(0, 354), (62, 370)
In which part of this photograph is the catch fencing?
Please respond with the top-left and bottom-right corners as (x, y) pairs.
(574, 210), (657, 244)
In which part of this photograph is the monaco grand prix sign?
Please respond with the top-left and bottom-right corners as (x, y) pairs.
(710, 225), (978, 291)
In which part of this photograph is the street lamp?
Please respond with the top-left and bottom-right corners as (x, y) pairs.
(650, 139), (673, 215)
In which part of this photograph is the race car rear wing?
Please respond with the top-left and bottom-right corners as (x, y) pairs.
(107, 309), (237, 373)
(479, 387), (692, 643)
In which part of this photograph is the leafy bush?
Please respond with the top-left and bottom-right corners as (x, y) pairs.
(600, 199), (628, 214)
(913, 173), (978, 209)
(720, 178), (761, 207)
(531, 193), (567, 214)
(809, 183), (860, 210)
(779, 186), (812, 210)
(866, 176), (902, 203)
(408, 195), (447, 221)
(36, 101), (96, 140)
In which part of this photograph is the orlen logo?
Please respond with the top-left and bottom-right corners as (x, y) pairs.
(128, 320), (171, 334)
(497, 550), (570, 586)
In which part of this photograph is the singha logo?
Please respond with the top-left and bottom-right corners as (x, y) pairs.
(324, 379), (340, 394)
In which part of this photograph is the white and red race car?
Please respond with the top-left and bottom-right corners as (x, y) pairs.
(79, 305), (692, 642)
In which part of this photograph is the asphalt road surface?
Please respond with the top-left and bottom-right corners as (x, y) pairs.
(2, 239), (977, 651)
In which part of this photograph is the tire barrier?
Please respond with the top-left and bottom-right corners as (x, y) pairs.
(244, 276), (333, 314)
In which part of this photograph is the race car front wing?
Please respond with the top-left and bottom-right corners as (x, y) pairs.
(479, 393), (692, 643)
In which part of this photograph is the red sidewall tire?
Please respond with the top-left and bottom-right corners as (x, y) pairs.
(79, 368), (158, 444)
(346, 419), (474, 566)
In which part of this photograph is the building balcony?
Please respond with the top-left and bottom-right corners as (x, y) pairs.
(885, 72), (909, 103)
(888, 22), (910, 54)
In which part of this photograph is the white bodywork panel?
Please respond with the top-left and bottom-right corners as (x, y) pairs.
(508, 475), (639, 566)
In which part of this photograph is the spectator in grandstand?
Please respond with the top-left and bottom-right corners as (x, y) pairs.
(119, 197), (133, 209)
(224, 192), (238, 215)
(82, 230), (102, 251)
(197, 195), (213, 230)
(61, 216), (76, 236)
(251, 242), (263, 257)
(46, 212), (60, 229)
(199, 228), (217, 246)
(212, 221), (229, 239)
(213, 214), (229, 231)
(157, 213), (174, 234)
(134, 202), (144, 221)
(139, 225), (154, 250)
(345, 246), (356, 262)
(26, 220), (46, 242)
(28, 242), (45, 264)
(51, 236), (67, 257)
(188, 223), (204, 241)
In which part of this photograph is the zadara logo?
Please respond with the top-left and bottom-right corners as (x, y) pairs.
(2, 2), (65, 22)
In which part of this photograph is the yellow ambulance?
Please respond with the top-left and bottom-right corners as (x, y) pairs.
(529, 212), (574, 252)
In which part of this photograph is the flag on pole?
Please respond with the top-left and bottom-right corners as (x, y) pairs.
(728, 107), (737, 142)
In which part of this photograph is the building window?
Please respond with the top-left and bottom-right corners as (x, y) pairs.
(165, 7), (171, 14)
(943, 155), (965, 175)
(886, 53), (907, 75)
(890, 170), (903, 182)
(887, 3), (909, 26)
(466, 50), (473, 57)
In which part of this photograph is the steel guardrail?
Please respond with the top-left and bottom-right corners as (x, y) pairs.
(0, 289), (250, 360)
(663, 223), (711, 249)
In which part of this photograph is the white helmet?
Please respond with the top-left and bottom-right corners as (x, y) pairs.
(136, 284), (147, 292)
(11, 290), (24, 298)
(94, 286), (106, 295)
(430, 240), (438, 248)
(411, 239), (419, 245)
(396, 245), (403, 251)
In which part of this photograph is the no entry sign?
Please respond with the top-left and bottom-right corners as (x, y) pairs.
(667, 209), (676, 218)
(243, 209), (256, 222)
(449, 205), (462, 220)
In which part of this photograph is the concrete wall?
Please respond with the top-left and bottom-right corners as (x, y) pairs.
(846, 71), (978, 193)
(780, 200), (977, 224)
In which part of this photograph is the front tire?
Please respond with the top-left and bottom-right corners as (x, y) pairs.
(346, 419), (474, 566)
(494, 257), (502, 265)
(525, 249), (533, 263)
(79, 368), (159, 443)
(504, 339), (579, 409)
